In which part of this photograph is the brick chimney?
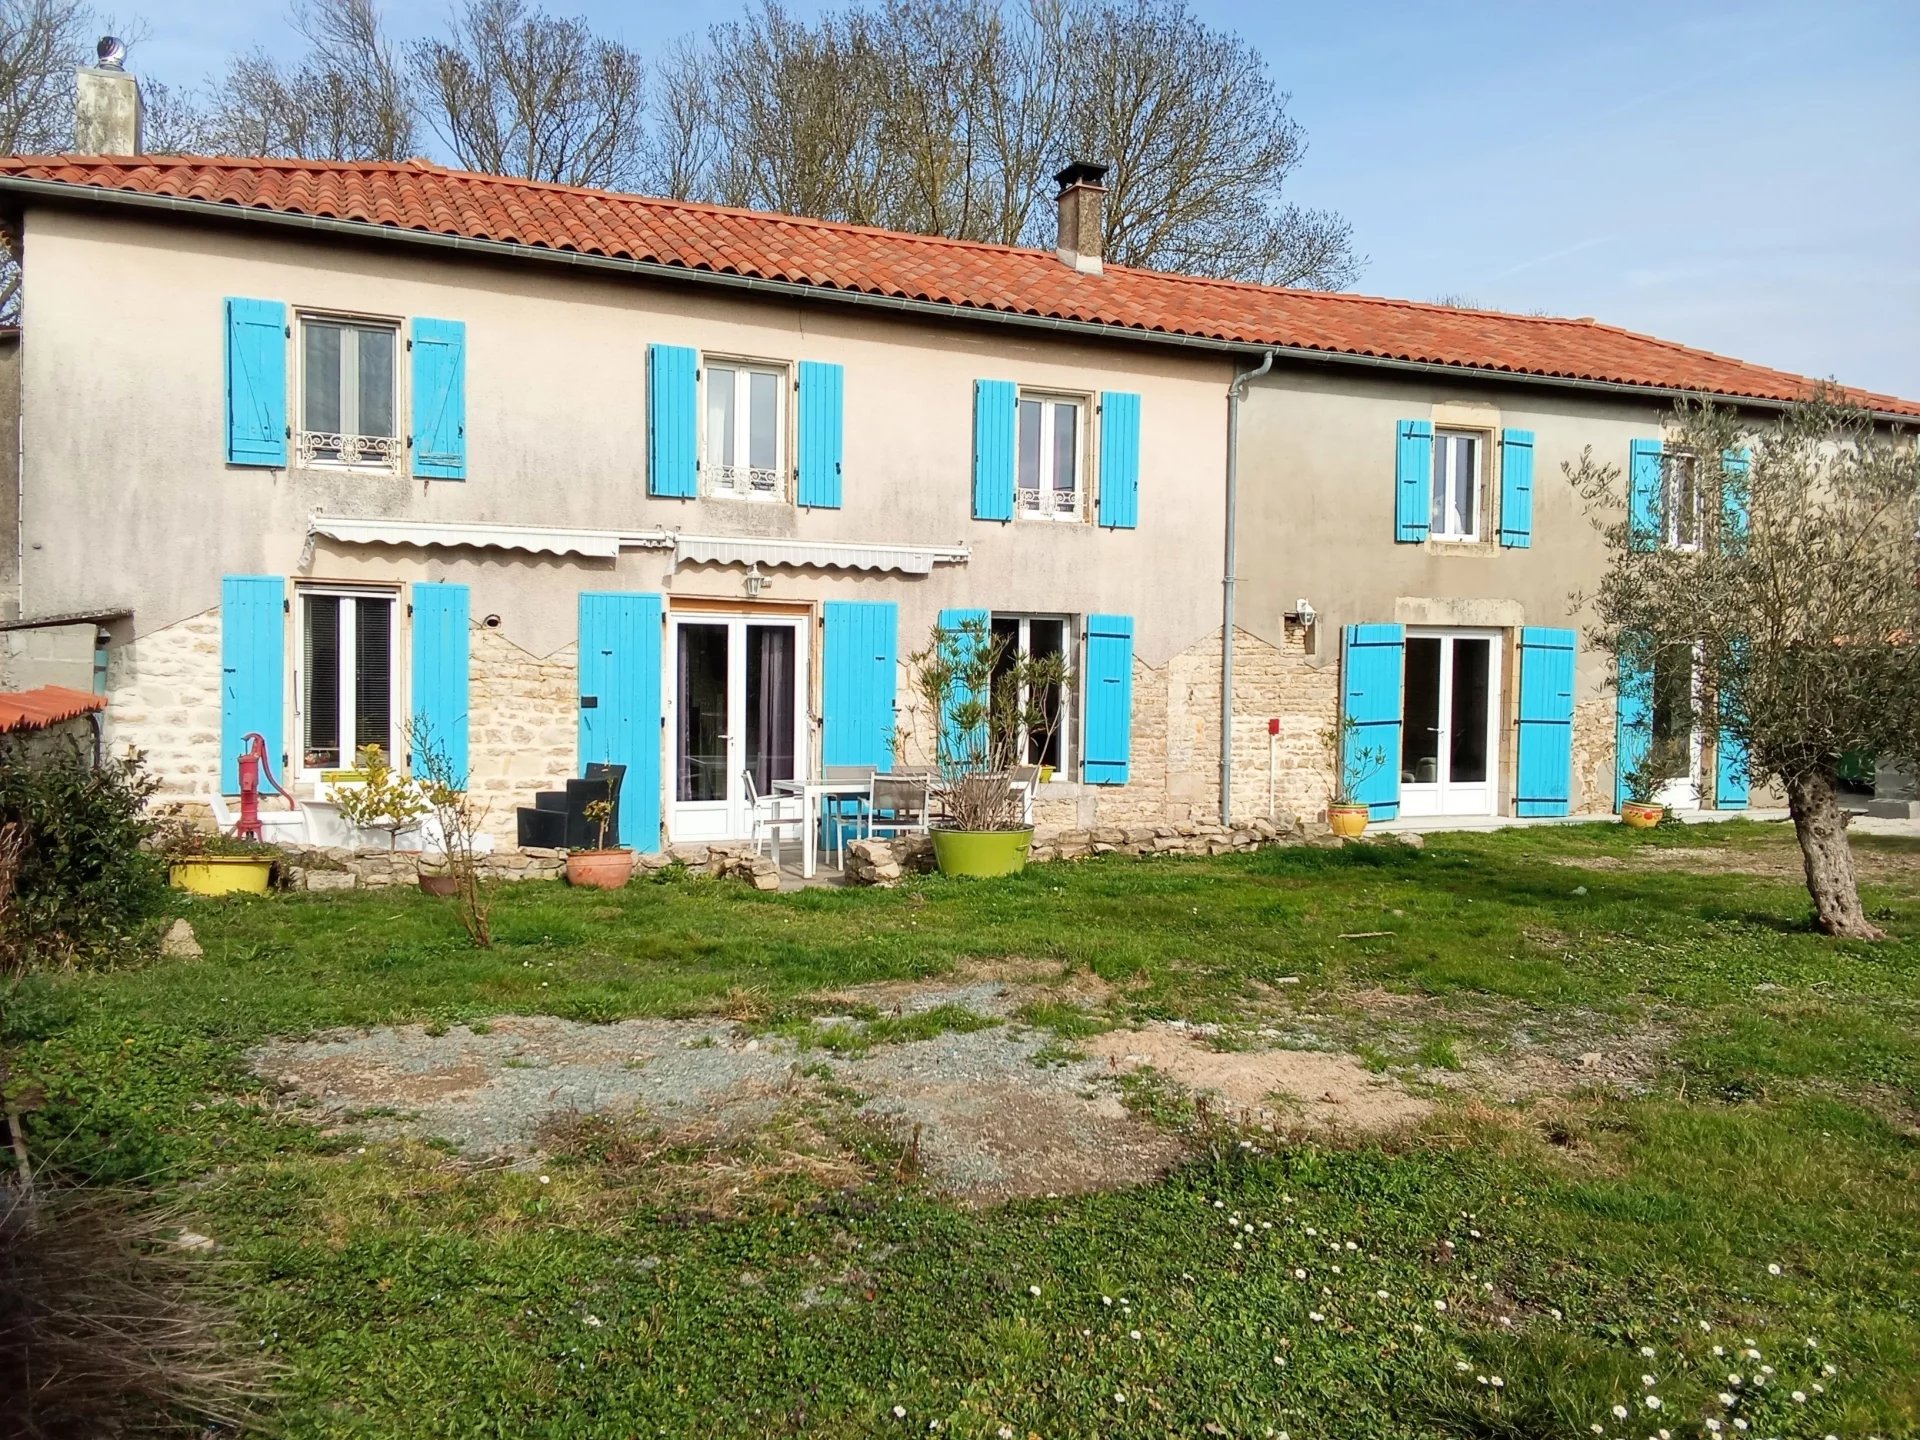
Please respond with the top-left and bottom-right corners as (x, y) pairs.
(75, 37), (142, 156)
(1054, 161), (1109, 276)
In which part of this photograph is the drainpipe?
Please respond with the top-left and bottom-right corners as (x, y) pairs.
(1221, 349), (1275, 825)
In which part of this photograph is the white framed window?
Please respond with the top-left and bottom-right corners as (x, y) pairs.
(1663, 452), (1702, 551)
(1017, 392), (1086, 521)
(298, 314), (400, 470)
(990, 613), (1073, 774)
(297, 587), (398, 774)
(704, 359), (787, 499)
(1429, 429), (1483, 541)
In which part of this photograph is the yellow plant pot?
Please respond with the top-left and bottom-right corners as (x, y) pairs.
(930, 828), (1033, 878)
(1621, 801), (1666, 830)
(169, 856), (274, 896)
(1327, 803), (1371, 839)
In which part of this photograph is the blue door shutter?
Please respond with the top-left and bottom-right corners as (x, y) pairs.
(1097, 391), (1141, 529)
(1720, 447), (1751, 549)
(972, 380), (1016, 521)
(224, 298), (287, 467)
(648, 344), (699, 498)
(1516, 627), (1576, 816)
(409, 318), (467, 479)
(1083, 613), (1135, 785)
(1342, 624), (1405, 819)
(1715, 726), (1750, 809)
(1629, 439), (1664, 551)
(578, 592), (665, 851)
(823, 601), (897, 770)
(1499, 428), (1535, 548)
(1394, 420), (1433, 542)
(935, 607), (990, 767)
(1614, 639), (1653, 811)
(409, 581), (470, 786)
(796, 360), (845, 509)
(220, 575), (285, 794)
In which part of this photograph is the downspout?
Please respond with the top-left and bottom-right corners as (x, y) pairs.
(1221, 348), (1275, 825)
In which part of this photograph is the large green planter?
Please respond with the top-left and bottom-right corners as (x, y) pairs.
(930, 827), (1033, 878)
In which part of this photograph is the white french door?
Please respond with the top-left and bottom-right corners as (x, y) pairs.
(666, 613), (808, 842)
(1649, 641), (1703, 810)
(1400, 629), (1501, 818)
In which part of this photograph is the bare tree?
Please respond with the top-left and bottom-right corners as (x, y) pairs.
(1568, 395), (1920, 939)
(0, 0), (92, 153)
(411, 0), (647, 188)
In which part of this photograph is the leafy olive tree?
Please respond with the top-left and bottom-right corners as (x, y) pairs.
(1567, 394), (1920, 939)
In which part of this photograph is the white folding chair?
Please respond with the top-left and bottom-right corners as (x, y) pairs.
(743, 769), (806, 869)
(865, 772), (931, 842)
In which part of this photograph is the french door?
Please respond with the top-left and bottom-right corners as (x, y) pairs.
(666, 613), (807, 841)
(1401, 629), (1501, 818)
(1648, 642), (1702, 810)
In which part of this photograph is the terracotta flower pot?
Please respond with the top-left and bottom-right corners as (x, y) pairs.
(566, 848), (636, 889)
(1327, 803), (1370, 839)
(1621, 800), (1666, 830)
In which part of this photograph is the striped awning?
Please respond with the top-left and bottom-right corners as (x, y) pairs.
(672, 534), (968, 575)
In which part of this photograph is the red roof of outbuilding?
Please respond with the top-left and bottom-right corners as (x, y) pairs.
(0, 684), (105, 733)
(2, 154), (1914, 417)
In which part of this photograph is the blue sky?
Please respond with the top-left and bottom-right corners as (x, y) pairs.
(129, 0), (1920, 398)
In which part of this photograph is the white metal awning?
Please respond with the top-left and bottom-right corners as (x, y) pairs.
(672, 534), (968, 575)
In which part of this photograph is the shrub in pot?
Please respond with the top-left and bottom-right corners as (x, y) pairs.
(330, 744), (429, 850)
(566, 795), (635, 890)
(1324, 715), (1388, 839)
(156, 818), (280, 897)
(909, 615), (1071, 878)
(1619, 758), (1668, 830)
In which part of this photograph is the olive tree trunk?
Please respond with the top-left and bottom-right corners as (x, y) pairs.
(1783, 765), (1883, 940)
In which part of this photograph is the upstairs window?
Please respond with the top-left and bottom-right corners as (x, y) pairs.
(1663, 453), (1702, 550)
(705, 360), (786, 500)
(1018, 393), (1084, 521)
(299, 316), (399, 469)
(300, 589), (396, 773)
(990, 614), (1073, 773)
(1430, 429), (1482, 541)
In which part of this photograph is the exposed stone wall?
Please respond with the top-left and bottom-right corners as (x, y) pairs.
(844, 815), (1307, 886)
(102, 606), (223, 808)
(465, 626), (577, 844)
(280, 844), (568, 890)
(1572, 691), (1617, 816)
(1225, 626), (1340, 826)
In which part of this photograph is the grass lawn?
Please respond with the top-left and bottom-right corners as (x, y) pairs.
(9, 820), (1920, 1438)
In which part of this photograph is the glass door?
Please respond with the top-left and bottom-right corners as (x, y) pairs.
(1649, 642), (1702, 810)
(1400, 630), (1500, 817)
(667, 614), (806, 841)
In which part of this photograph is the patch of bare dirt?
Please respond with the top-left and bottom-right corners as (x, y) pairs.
(1554, 844), (1916, 882)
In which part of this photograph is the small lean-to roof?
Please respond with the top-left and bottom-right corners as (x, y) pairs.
(1, 154), (1915, 418)
(0, 684), (105, 733)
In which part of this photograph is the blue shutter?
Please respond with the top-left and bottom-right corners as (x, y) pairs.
(1097, 391), (1141, 529)
(1499, 428), (1535, 548)
(1516, 627), (1576, 817)
(1721, 447), (1751, 550)
(1615, 639), (1653, 811)
(796, 360), (845, 509)
(224, 298), (286, 467)
(1629, 439), (1664, 551)
(1083, 613), (1135, 785)
(409, 582), (470, 786)
(823, 601), (897, 769)
(1716, 726), (1750, 809)
(1394, 420), (1433, 543)
(578, 592), (664, 851)
(648, 344), (699, 499)
(219, 575), (285, 795)
(409, 318), (467, 479)
(1343, 624), (1405, 820)
(935, 607), (990, 769)
(972, 379), (1016, 521)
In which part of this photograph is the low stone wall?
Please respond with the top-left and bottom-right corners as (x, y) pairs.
(277, 840), (782, 892)
(843, 816), (1306, 886)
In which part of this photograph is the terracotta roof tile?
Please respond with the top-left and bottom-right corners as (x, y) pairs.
(1, 154), (1914, 416)
(0, 684), (105, 733)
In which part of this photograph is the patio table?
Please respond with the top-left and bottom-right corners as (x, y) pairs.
(774, 774), (1036, 879)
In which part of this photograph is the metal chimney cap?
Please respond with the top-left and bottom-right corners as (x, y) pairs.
(1053, 160), (1109, 194)
(95, 35), (127, 69)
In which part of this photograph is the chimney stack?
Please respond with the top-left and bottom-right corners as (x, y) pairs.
(75, 36), (142, 156)
(1054, 160), (1109, 276)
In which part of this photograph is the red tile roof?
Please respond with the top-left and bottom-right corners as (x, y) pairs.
(0, 684), (105, 734)
(2, 154), (1914, 417)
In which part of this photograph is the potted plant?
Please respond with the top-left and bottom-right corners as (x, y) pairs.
(1324, 715), (1387, 840)
(330, 744), (429, 850)
(910, 615), (1071, 878)
(157, 815), (279, 895)
(566, 789), (635, 890)
(1620, 758), (1667, 829)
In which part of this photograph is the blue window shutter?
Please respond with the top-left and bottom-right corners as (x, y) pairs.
(224, 298), (286, 467)
(1394, 420), (1433, 543)
(1720, 447), (1751, 550)
(1097, 391), (1141, 529)
(972, 379), (1016, 521)
(796, 360), (845, 509)
(1614, 639), (1653, 811)
(219, 575), (285, 794)
(935, 607), (990, 767)
(1499, 428), (1535, 548)
(410, 318), (467, 479)
(1629, 439), (1664, 551)
(1083, 613), (1135, 785)
(823, 600), (897, 769)
(1516, 627), (1576, 816)
(648, 344), (699, 499)
(578, 592), (664, 852)
(409, 581), (470, 786)
(1342, 623), (1405, 819)
(1716, 726), (1750, 809)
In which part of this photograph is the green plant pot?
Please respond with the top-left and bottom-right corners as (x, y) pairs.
(930, 827), (1033, 878)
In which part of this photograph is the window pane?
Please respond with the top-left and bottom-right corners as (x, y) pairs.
(1448, 638), (1490, 783)
(1429, 437), (1450, 532)
(1403, 637), (1442, 783)
(353, 597), (392, 759)
(745, 625), (796, 793)
(1017, 398), (1042, 504)
(1028, 618), (1066, 769)
(356, 326), (395, 440)
(677, 623), (729, 803)
(990, 617), (1021, 748)
(1452, 436), (1478, 536)
(1651, 643), (1695, 778)
(748, 369), (779, 472)
(304, 323), (342, 436)
(303, 596), (341, 769)
(1669, 456), (1698, 546)
(1052, 402), (1077, 502)
(706, 366), (736, 469)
